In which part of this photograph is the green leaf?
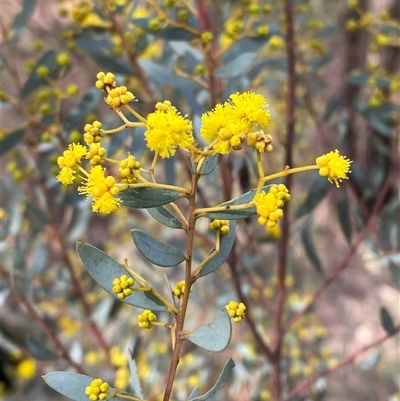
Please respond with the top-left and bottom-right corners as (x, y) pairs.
(337, 196), (352, 243)
(0, 129), (25, 156)
(198, 154), (219, 176)
(131, 229), (187, 267)
(76, 243), (167, 311)
(119, 187), (184, 208)
(27, 336), (57, 361)
(190, 358), (235, 400)
(63, 88), (101, 132)
(187, 309), (232, 352)
(11, 0), (37, 42)
(380, 307), (397, 336)
(155, 27), (197, 41)
(388, 262), (400, 290)
(204, 186), (272, 220)
(347, 73), (369, 87)
(301, 219), (324, 276)
(44, 372), (117, 401)
(147, 207), (184, 229)
(199, 220), (236, 278)
(295, 177), (330, 219)
(127, 358), (144, 399)
(216, 52), (257, 78)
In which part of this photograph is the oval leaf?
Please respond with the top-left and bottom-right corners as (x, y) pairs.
(198, 154), (219, 176)
(44, 372), (116, 401)
(301, 219), (324, 276)
(131, 229), (186, 267)
(187, 309), (232, 352)
(216, 52), (257, 78)
(120, 187), (184, 208)
(27, 336), (57, 361)
(337, 196), (352, 243)
(0, 129), (25, 156)
(76, 243), (167, 311)
(199, 221), (236, 277)
(204, 185), (272, 220)
(190, 358), (235, 401)
(380, 306), (397, 336)
(147, 207), (184, 229)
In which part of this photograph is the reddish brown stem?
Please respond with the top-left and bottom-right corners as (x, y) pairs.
(271, 0), (297, 399)
(1, 269), (86, 374)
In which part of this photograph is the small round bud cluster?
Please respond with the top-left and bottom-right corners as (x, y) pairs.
(119, 155), (141, 184)
(105, 86), (135, 110)
(348, 0), (359, 9)
(268, 35), (284, 50)
(84, 121), (103, 144)
(209, 219), (230, 236)
(316, 149), (352, 187)
(148, 18), (161, 31)
(71, 1), (92, 23)
(225, 20), (244, 38)
(85, 378), (109, 401)
(137, 309), (156, 329)
(86, 143), (106, 165)
(195, 64), (205, 75)
(37, 65), (50, 79)
(201, 31), (213, 44)
(257, 25), (270, 37)
(66, 84), (79, 96)
(177, 10), (189, 22)
(95, 71), (116, 90)
(172, 280), (191, 299)
(112, 274), (135, 299)
(346, 19), (358, 31)
(253, 184), (291, 228)
(56, 52), (70, 66)
(226, 300), (246, 323)
(247, 130), (273, 153)
(249, 4), (260, 15)
(164, 0), (176, 7)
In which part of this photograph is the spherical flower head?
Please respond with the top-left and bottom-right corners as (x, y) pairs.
(229, 92), (271, 130)
(85, 378), (109, 401)
(268, 35), (284, 50)
(316, 149), (352, 187)
(138, 309), (157, 329)
(78, 166), (121, 214)
(105, 86), (135, 109)
(57, 143), (87, 185)
(112, 274), (135, 299)
(145, 101), (194, 158)
(201, 31), (213, 44)
(200, 103), (248, 154)
(209, 219), (230, 236)
(253, 184), (290, 228)
(95, 71), (115, 90)
(226, 300), (246, 323)
(37, 65), (50, 79)
(16, 358), (37, 379)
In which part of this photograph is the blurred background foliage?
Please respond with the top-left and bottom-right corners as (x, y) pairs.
(0, 0), (399, 400)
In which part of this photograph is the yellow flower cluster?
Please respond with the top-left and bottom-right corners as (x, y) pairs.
(172, 280), (187, 299)
(105, 86), (135, 109)
(209, 219), (230, 236)
(119, 155), (141, 184)
(78, 166), (121, 214)
(84, 121), (103, 144)
(57, 143), (87, 185)
(247, 130), (273, 153)
(95, 71), (115, 90)
(137, 309), (157, 329)
(316, 149), (352, 187)
(145, 101), (194, 158)
(112, 274), (135, 299)
(201, 92), (270, 154)
(253, 184), (291, 228)
(85, 378), (109, 401)
(226, 300), (246, 323)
